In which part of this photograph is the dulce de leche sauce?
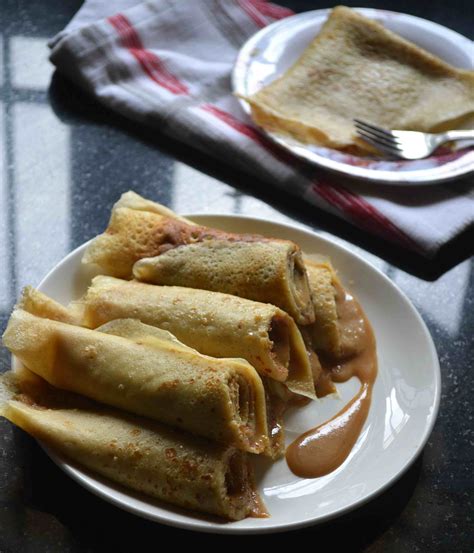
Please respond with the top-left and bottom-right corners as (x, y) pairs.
(286, 283), (377, 478)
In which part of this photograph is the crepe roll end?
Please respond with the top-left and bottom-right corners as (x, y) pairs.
(287, 250), (315, 325)
(132, 255), (157, 282)
(227, 369), (269, 455)
(17, 286), (83, 325)
(223, 448), (268, 519)
(304, 259), (342, 356)
(284, 318), (317, 400)
(0, 377), (264, 521)
(225, 450), (247, 497)
(229, 374), (251, 425)
(114, 191), (195, 225)
(228, 374), (260, 452)
(268, 314), (291, 381)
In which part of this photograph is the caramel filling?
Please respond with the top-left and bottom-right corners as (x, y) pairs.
(225, 451), (247, 497)
(153, 218), (271, 255)
(224, 450), (269, 518)
(229, 376), (252, 427)
(269, 315), (290, 371)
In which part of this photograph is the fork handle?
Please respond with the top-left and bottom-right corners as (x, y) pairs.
(441, 130), (474, 142)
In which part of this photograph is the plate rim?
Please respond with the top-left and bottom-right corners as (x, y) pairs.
(22, 214), (441, 534)
(232, 7), (474, 185)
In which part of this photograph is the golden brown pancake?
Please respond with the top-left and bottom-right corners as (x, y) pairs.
(2, 309), (269, 453)
(0, 369), (264, 520)
(72, 277), (315, 399)
(304, 258), (341, 356)
(83, 192), (315, 325)
(245, 6), (474, 153)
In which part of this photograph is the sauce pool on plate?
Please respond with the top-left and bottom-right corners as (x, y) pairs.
(286, 284), (377, 478)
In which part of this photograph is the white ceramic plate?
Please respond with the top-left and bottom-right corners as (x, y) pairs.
(232, 8), (474, 185)
(19, 216), (440, 533)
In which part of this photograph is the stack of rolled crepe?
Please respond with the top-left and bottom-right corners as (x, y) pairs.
(0, 368), (262, 520)
(1, 191), (345, 521)
(83, 191), (315, 325)
(81, 192), (342, 357)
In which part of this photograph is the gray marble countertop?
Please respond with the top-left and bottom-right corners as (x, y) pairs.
(0, 1), (472, 551)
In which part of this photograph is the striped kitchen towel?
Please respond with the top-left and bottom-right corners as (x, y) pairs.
(49, 0), (473, 256)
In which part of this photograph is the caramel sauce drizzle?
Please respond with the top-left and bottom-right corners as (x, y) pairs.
(286, 283), (377, 478)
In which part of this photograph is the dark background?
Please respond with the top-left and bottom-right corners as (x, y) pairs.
(0, 1), (472, 551)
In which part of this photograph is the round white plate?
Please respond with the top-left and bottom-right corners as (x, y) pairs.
(232, 8), (474, 185)
(22, 216), (440, 533)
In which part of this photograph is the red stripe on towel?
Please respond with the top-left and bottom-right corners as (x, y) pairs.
(248, 0), (294, 20)
(201, 103), (295, 163)
(312, 181), (417, 248)
(236, 0), (268, 28)
(108, 13), (189, 95)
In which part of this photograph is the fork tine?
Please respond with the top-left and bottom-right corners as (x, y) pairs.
(355, 126), (402, 150)
(355, 131), (401, 157)
(353, 119), (400, 144)
(353, 118), (393, 136)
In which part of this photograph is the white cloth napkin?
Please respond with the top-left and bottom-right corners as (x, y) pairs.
(49, 0), (474, 256)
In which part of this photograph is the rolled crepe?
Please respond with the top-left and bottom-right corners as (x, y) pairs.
(71, 276), (315, 399)
(17, 286), (298, 459)
(0, 369), (265, 520)
(83, 192), (314, 325)
(262, 378), (289, 459)
(304, 258), (341, 356)
(19, 284), (306, 459)
(2, 309), (268, 453)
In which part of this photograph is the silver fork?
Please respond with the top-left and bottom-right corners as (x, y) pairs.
(354, 119), (474, 160)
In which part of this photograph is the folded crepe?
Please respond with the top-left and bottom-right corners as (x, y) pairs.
(304, 258), (341, 356)
(245, 6), (474, 153)
(68, 276), (315, 399)
(83, 192), (315, 325)
(0, 369), (265, 520)
(294, 258), (341, 397)
(18, 284), (311, 459)
(261, 377), (287, 459)
(2, 309), (269, 454)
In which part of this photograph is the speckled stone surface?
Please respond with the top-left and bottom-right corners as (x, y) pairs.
(0, 1), (472, 551)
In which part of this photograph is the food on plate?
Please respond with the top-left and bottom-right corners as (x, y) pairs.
(304, 257), (341, 356)
(0, 369), (265, 520)
(133, 241), (314, 325)
(1, 191), (379, 521)
(244, 6), (474, 154)
(83, 192), (315, 325)
(72, 276), (315, 398)
(19, 285), (80, 325)
(2, 309), (269, 453)
(18, 284), (313, 459)
(286, 283), (377, 477)
(261, 377), (287, 459)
